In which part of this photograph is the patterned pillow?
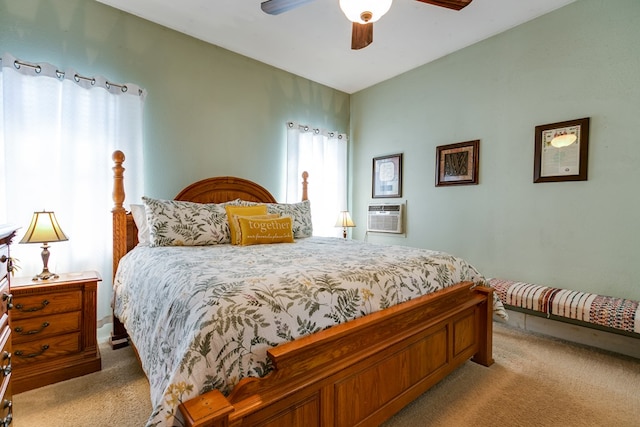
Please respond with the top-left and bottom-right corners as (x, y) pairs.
(142, 197), (236, 246)
(265, 200), (313, 238)
(237, 216), (294, 246)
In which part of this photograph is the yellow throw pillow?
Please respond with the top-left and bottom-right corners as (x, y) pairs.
(238, 216), (294, 246)
(232, 214), (279, 244)
(225, 205), (268, 245)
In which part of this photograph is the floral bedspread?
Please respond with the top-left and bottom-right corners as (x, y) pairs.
(113, 237), (504, 426)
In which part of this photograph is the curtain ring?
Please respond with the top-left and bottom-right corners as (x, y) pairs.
(329, 132), (335, 137)
(314, 128), (320, 134)
(13, 60), (20, 70)
(303, 126), (309, 131)
(106, 81), (111, 89)
(287, 122), (294, 128)
(74, 74), (80, 82)
(56, 70), (65, 79)
(91, 78), (96, 86)
(121, 85), (128, 93)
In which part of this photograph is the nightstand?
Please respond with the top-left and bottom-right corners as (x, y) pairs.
(10, 271), (102, 393)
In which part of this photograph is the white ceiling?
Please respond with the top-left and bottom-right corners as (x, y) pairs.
(97, 0), (576, 94)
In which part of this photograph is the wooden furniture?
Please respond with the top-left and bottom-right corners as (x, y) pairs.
(1, 225), (18, 426)
(111, 150), (494, 427)
(10, 271), (101, 393)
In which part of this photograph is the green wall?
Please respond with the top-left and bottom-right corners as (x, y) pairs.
(0, 0), (350, 201)
(0, 0), (349, 320)
(350, 0), (640, 300)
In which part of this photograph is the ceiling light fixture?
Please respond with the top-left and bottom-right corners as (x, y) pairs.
(339, 0), (393, 24)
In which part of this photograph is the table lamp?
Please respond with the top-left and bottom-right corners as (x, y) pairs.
(335, 210), (355, 239)
(19, 210), (68, 280)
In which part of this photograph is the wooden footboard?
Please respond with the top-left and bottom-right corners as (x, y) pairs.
(179, 281), (494, 427)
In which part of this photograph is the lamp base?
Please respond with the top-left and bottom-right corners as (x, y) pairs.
(32, 243), (59, 281)
(32, 268), (59, 281)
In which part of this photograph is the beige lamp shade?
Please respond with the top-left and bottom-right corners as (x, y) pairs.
(20, 211), (68, 280)
(20, 211), (69, 244)
(335, 211), (355, 239)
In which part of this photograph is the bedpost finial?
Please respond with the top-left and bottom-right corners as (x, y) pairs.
(113, 150), (125, 163)
(112, 151), (126, 210)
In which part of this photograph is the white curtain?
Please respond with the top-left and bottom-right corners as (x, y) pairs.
(0, 52), (145, 323)
(286, 122), (348, 237)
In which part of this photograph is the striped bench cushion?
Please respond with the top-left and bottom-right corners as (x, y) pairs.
(488, 278), (640, 335)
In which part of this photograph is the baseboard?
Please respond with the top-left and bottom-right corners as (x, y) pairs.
(501, 309), (640, 360)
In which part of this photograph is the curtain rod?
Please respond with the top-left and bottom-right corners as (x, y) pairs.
(287, 121), (346, 140)
(4, 57), (142, 96)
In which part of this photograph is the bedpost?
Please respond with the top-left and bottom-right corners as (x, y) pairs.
(301, 171), (308, 201)
(112, 150), (126, 275)
(110, 150), (129, 349)
(472, 286), (494, 366)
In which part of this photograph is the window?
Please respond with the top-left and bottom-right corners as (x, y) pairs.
(0, 53), (145, 323)
(286, 122), (348, 237)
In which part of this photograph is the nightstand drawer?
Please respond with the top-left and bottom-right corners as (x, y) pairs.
(0, 340), (9, 423)
(12, 333), (81, 366)
(0, 320), (10, 373)
(11, 290), (82, 320)
(12, 311), (82, 344)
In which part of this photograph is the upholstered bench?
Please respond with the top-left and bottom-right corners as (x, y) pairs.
(488, 278), (640, 340)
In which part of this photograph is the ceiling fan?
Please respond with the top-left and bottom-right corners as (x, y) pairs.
(260, 0), (473, 50)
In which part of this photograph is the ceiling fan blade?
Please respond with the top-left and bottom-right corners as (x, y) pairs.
(351, 22), (373, 50)
(415, 0), (473, 11)
(261, 0), (317, 15)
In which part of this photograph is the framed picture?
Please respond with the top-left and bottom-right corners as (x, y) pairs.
(534, 117), (590, 183)
(372, 153), (402, 198)
(435, 140), (479, 187)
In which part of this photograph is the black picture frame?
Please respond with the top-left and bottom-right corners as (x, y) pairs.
(435, 140), (480, 187)
(534, 117), (590, 183)
(372, 153), (403, 198)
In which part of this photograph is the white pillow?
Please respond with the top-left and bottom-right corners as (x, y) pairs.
(130, 204), (150, 246)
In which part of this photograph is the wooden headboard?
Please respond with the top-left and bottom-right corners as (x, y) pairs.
(111, 150), (309, 277)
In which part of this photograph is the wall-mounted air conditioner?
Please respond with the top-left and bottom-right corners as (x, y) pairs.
(367, 203), (404, 234)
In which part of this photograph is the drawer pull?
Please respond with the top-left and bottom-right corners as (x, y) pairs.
(15, 344), (50, 359)
(0, 255), (6, 263)
(1, 294), (11, 311)
(0, 407), (11, 427)
(0, 412), (11, 427)
(15, 322), (50, 336)
(15, 299), (49, 313)
(0, 352), (10, 377)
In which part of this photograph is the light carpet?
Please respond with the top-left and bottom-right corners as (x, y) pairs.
(13, 322), (640, 427)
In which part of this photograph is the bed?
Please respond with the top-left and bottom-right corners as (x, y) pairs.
(110, 150), (503, 427)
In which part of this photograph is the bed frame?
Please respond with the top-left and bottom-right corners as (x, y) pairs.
(110, 150), (494, 427)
